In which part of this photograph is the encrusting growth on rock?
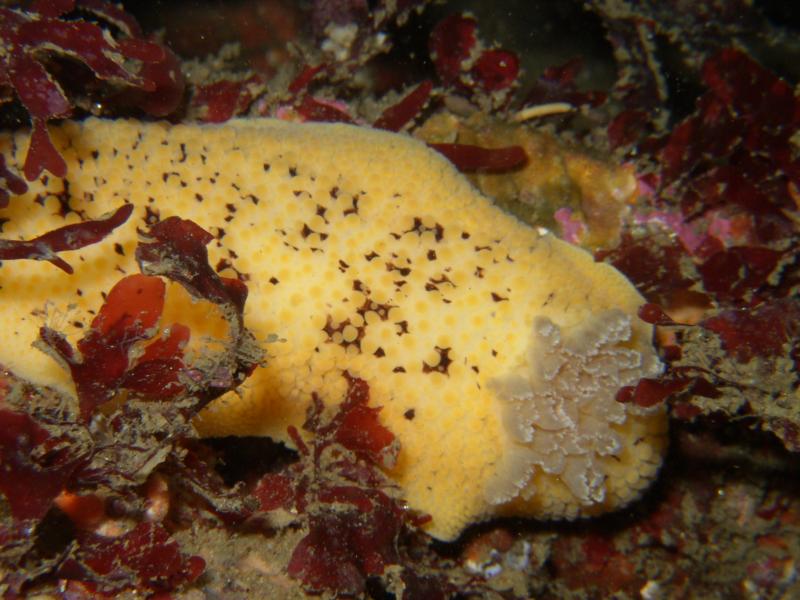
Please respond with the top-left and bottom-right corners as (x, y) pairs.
(0, 118), (667, 540)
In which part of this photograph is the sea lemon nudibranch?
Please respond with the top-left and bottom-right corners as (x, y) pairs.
(0, 118), (667, 540)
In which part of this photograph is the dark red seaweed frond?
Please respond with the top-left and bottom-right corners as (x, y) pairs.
(428, 12), (520, 110)
(38, 273), (177, 421)
(253, 375), (420, 596)
(192, 75), (262, 123)
(54, 522), (205, 594)
(1, 215), (266, 594)
(0, 1), (184, 186)
(135, 217), (263, 406)
(429, 142), (528, 173)
(0, 408), (85, 522)
(0, 203), (133, 273)
(374, 80), (433, 132)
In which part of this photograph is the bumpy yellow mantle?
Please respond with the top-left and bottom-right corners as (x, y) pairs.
(0, 119), (667, 540)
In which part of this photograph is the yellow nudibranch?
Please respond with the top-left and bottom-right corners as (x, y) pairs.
(0, 118), (667, 540)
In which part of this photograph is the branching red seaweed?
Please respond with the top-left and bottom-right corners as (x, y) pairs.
(0, 0), (184, 193)
(0, 408), (85, 522)
(54, 522), (205, 594)
(39, 273), (182, 421)
(594, 34), (800, 451)
(136, 216), (249, 316)
(0, 216), (263, 595)
(0, 203), (133, 273)
(252, 375), (430, 596)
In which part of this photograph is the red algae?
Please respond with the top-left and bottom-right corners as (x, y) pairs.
(701, 299), (800, 365)
(0, 203), (132, 273)
(0, 154), (26, 208)
(429, 14), (477, 88)
(596, 233), (695, 305)
(55, 522), (205, 594)
(697, 246), (784, 305)
(192, 76), (261, 123)
(253, 376), (413, 596)
(295, 94), (354, 123)
(39, 273), (182, 421)
(2, 1), (800, 597)
(0, 217), (263, 596)
(471, 49), (519, 92)
(0, 1), (183, 187)
(0, 409), (83, 521)
(374, 80), (433, 132)
(428, 142), (527, 172)
(523, 57), (607, 109)
(428, 11), (521, 114)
